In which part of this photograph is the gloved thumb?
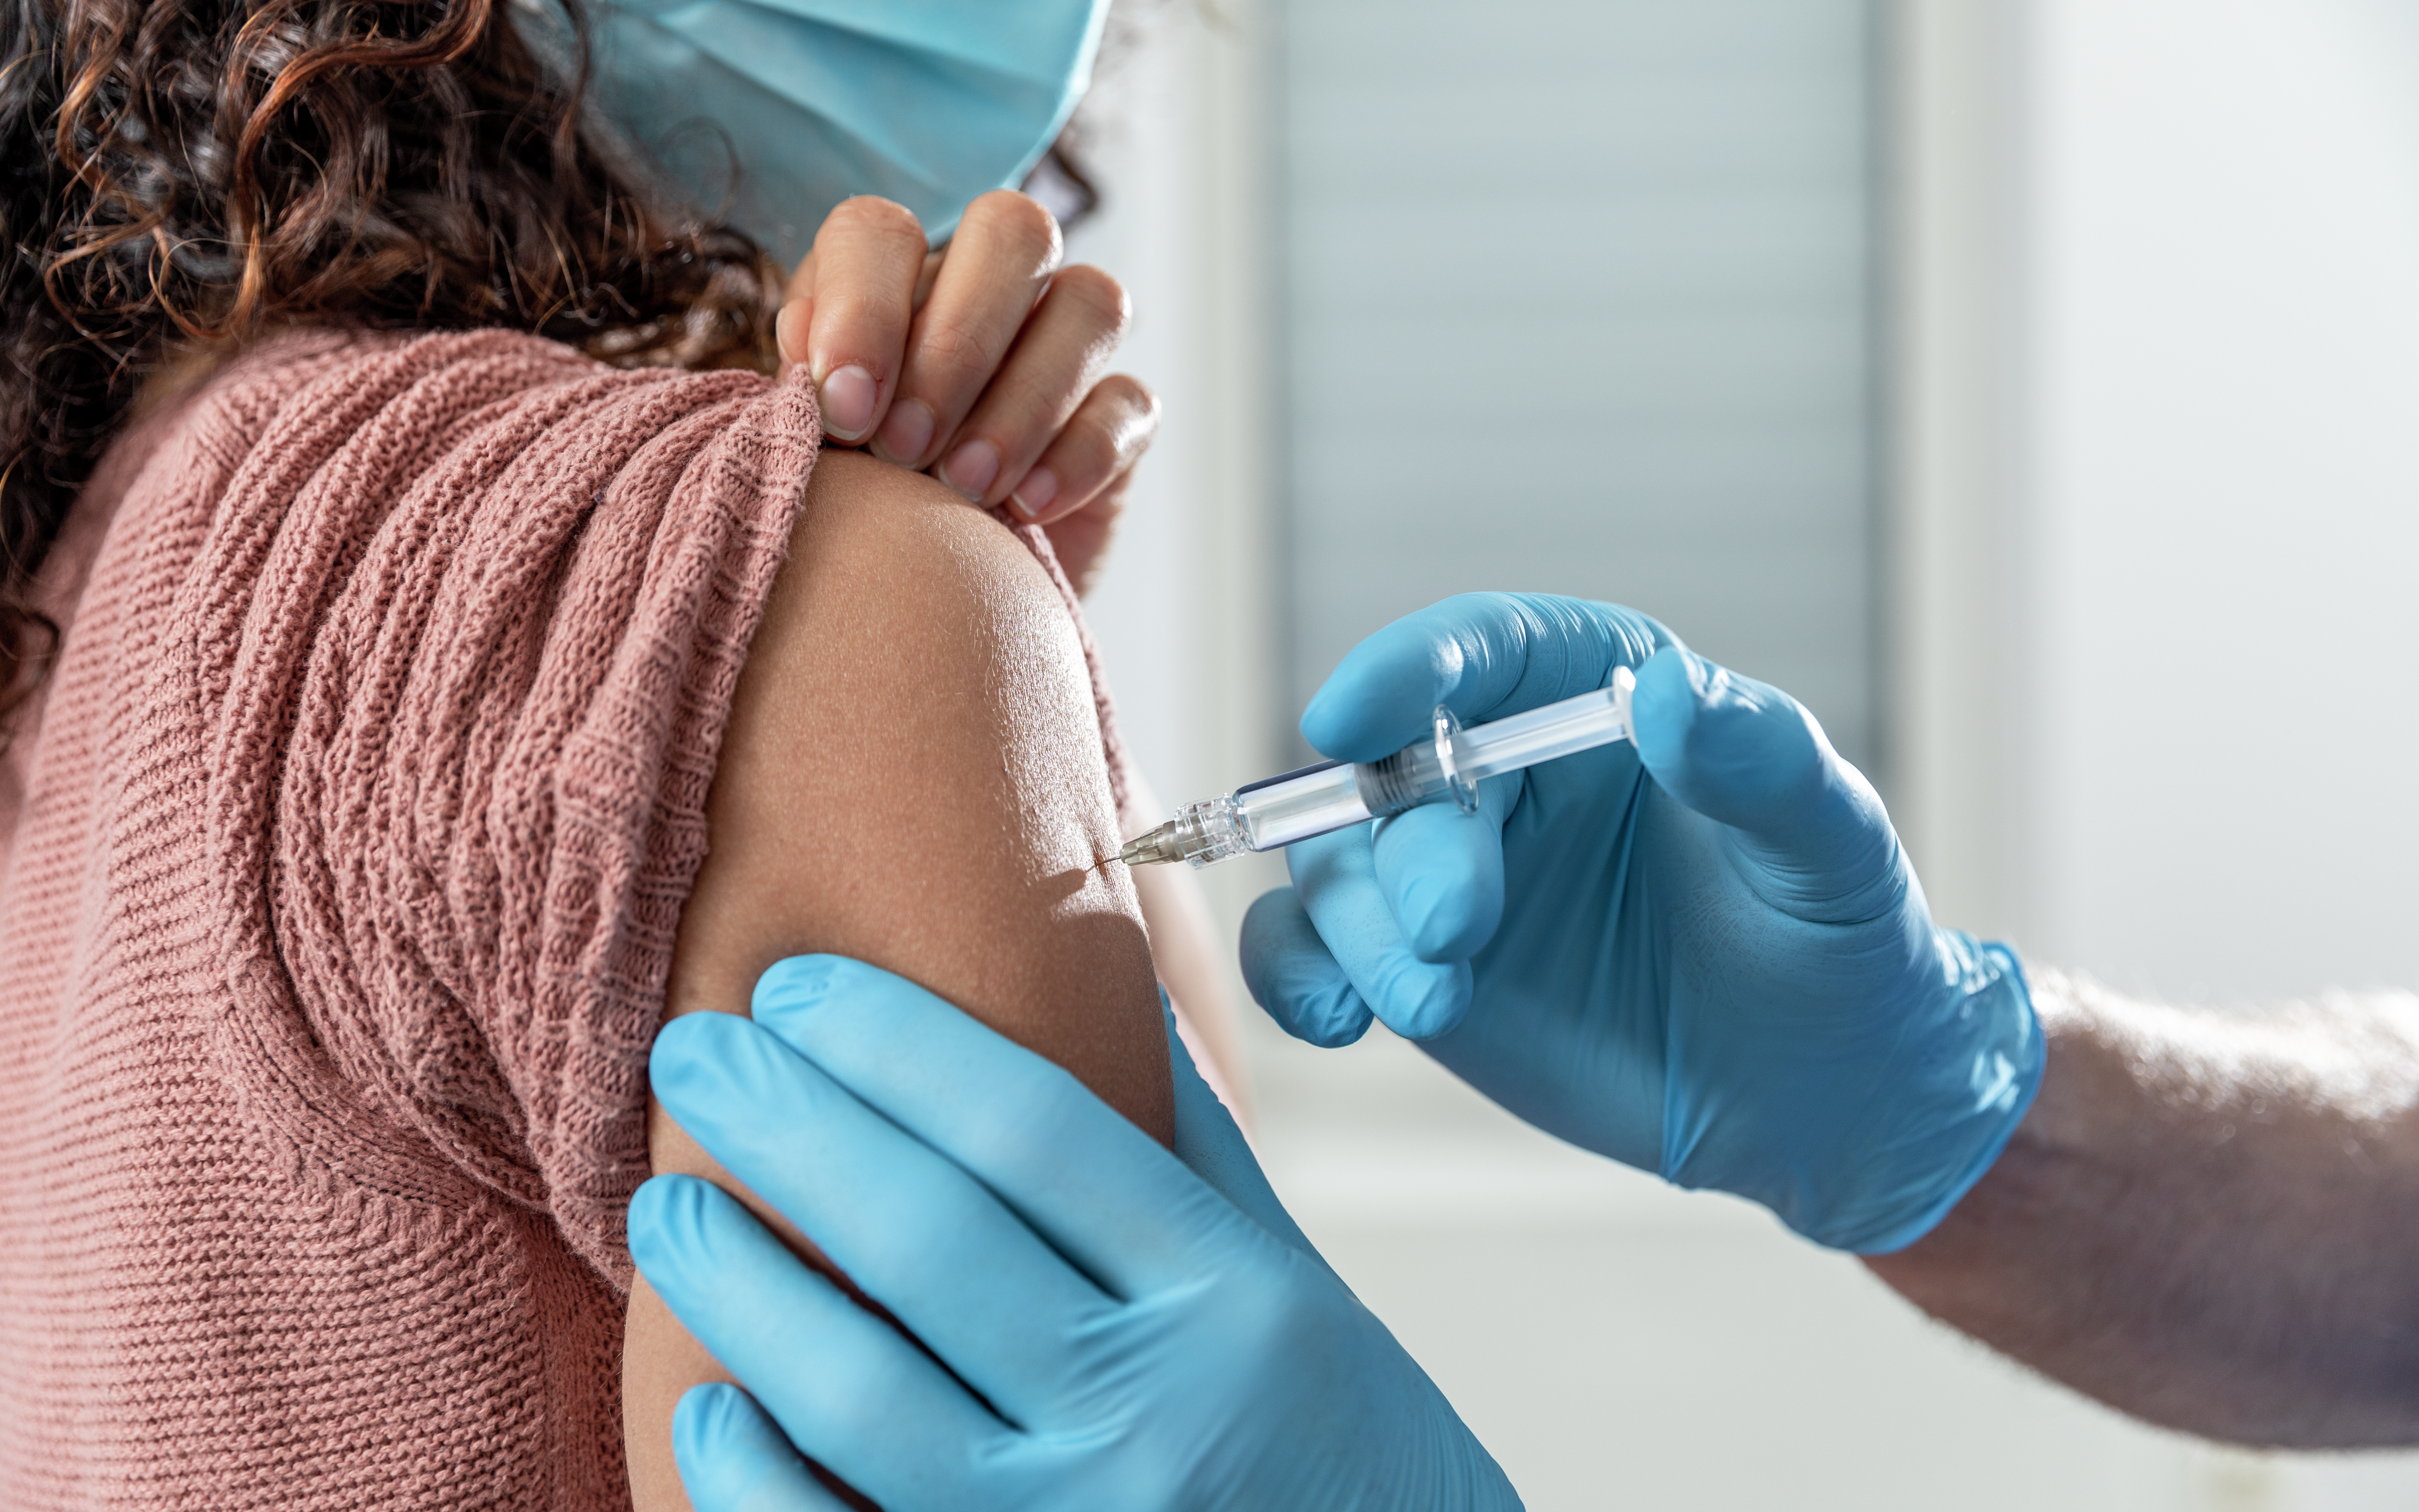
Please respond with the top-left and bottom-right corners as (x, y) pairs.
(1630, 645), (1903, 920)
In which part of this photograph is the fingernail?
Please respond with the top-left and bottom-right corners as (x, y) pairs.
(751, 953), (842, 1019)
(1009, 465), (1059, 519)
(874, 398), (934, 464)
(775, 301), (809, 366)
(818, 365), (876, 441)
(938, 438), (1000, 502)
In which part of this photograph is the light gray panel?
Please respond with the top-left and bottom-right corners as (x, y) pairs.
(1279, 0), (1878, 768)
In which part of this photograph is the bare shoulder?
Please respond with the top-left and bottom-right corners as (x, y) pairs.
(780, 447), (1056, 614)
(626, 448), (1168, 1510)
(667, 446), (1161, 1113)
(755, 449), (1094, 736)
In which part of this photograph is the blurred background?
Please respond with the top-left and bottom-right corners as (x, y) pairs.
(1062, 0), (2419, 1506)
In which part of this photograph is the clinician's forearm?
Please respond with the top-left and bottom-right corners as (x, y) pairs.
(1866, 971), (2419, 1447)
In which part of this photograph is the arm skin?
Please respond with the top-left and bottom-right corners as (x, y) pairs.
(1866, 968), (2419, 1447)
(1124, 766), (1253, 1121)
(623, 449), (1173, 1510)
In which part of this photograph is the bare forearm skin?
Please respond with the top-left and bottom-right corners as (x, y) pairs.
(1866, 969), (2419, 1447)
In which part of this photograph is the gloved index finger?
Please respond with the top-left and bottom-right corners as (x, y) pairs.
(750, 956), (1265, 1300)
(1300, 591), (1674, 762)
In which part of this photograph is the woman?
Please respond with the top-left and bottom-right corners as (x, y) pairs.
(0, 0), (1198, 1504)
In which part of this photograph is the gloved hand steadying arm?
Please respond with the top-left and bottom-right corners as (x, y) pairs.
(630, 955), (1520, 1512)
(1242, 593), (2042, 1253)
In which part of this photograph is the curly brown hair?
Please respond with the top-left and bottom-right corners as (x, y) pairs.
(0, 0), (777, 729)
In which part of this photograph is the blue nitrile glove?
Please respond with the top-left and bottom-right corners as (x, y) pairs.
(1239, 593), (2042, 1254)
(630, 956), (1520, 1512)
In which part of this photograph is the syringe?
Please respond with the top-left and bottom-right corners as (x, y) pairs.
(1119, 667), (1637, 869)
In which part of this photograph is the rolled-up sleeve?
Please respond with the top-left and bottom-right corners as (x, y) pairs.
(205, 331), (816, 1285)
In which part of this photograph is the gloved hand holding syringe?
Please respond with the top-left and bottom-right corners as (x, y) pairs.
(1119, 667), (1638, 868)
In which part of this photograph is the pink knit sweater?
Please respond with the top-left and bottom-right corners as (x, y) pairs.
(0, 329), (1121, 1509)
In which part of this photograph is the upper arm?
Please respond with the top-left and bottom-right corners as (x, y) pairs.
(623, 450), (1169, 1507)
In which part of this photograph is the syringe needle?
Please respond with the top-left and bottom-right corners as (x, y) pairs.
(1118, 823), (1185, 868)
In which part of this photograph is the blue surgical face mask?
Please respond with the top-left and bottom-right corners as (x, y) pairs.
(531, 0), (1111, 266)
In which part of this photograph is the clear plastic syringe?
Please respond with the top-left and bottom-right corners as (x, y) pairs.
(1119, 667), (1637, 869)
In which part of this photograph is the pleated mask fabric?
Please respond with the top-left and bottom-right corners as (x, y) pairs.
(524, 0), (1110, 263)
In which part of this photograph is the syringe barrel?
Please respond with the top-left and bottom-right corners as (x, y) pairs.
(1162, 758), (1373, 867)
(1230, 734), (1460, 849)
(1458, 674), (1632, 783)
(1157, 669), (1634, 867)
(1235, 759), (1372, 849)
(1350, 669), (1634, 815)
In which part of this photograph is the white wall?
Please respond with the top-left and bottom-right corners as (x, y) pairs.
(2025, 0), (2419, 1001)
(1897, 0), (2419, 1004)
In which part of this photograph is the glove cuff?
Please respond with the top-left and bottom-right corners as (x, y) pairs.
(1842, 935), (2045, 1255)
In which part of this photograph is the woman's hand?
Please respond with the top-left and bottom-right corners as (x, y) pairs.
(780, 190), (1157, 593)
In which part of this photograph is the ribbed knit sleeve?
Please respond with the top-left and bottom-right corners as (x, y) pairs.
(184, 330), (815, 1285)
